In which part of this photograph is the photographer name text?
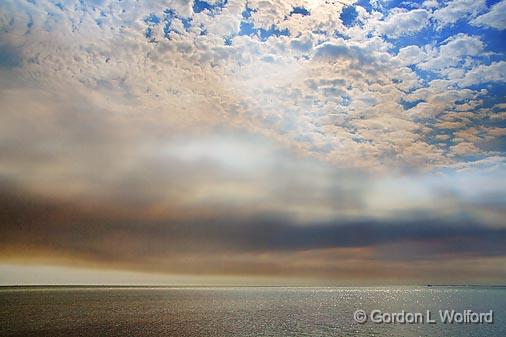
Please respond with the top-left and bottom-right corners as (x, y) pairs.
(353, 309), (494, 324)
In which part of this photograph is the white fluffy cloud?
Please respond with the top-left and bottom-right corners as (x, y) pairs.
(396, 45), (428, 65)
(433, 0), (487, 28)
(377, 8), (429, 38)
(471, 0), (506, 30)
(418, 34), (485, 72)
(458, 61), (506, 87)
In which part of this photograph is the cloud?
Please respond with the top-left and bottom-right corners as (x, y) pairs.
(433, 0), (487, 28)
(418, 34), (485, 72)
(0, 0), (505, 283)
(1, 0), (498, 173)
(396, 45), (428, 65)
(2, 180), (506, 279)
(313, 40), (374, 65)
(471, 0), (506, 30)
(377, 9), (429, 38)
(451, 138), (480, 152)
(458, 61), (506, 87)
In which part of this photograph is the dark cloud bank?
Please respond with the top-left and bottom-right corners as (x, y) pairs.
(2, 183), (506, 281)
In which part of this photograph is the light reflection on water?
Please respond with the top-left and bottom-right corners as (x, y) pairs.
(0, 287), (505, 337)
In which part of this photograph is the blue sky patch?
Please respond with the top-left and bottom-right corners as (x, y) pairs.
(258, 25), (290, 41)
(340, 6), (358, 27)
(290, 7), (310, 16)
(144, 13), (160, 26)
(193, 0), (228, 15)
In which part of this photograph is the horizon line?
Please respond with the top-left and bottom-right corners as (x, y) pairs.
(2, 284), (506, 288)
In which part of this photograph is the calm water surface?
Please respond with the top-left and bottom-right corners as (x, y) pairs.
(1, 287), (505, 337)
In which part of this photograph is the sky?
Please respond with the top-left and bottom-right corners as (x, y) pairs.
(0, 0), (505, 285)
